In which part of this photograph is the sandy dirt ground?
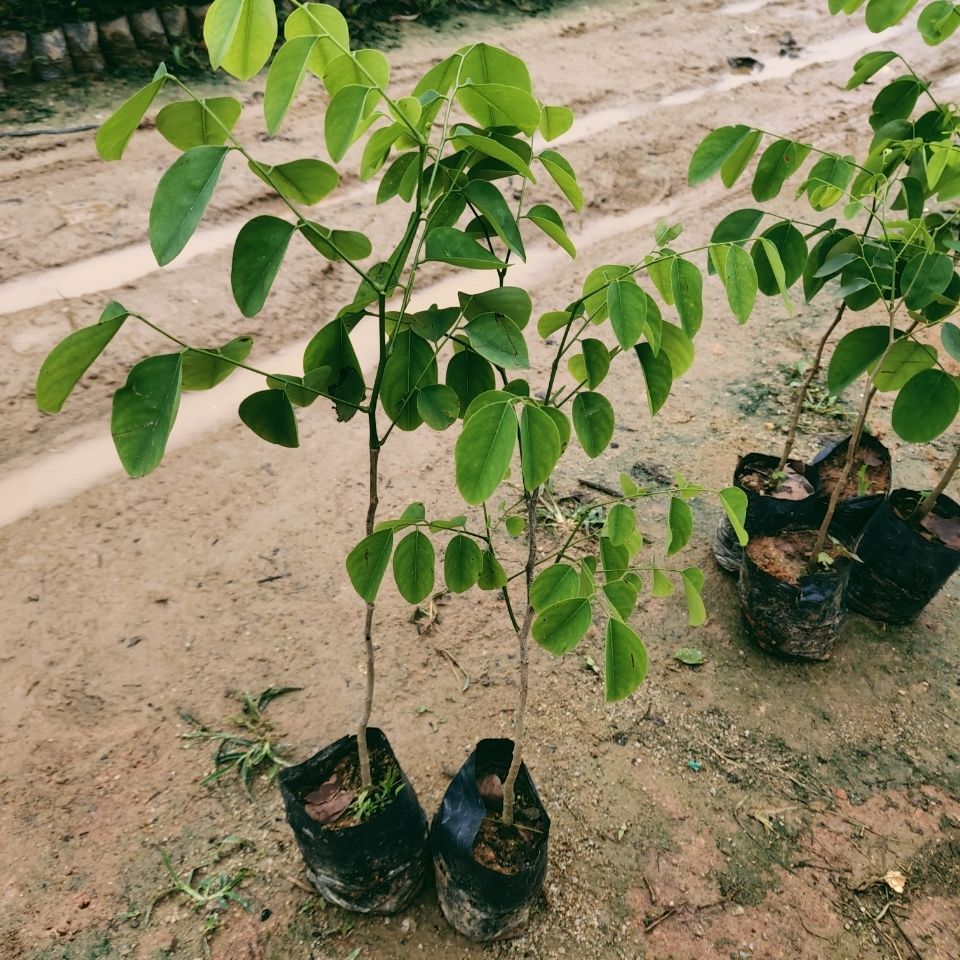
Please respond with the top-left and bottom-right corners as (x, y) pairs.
(2, 1), (960, 958)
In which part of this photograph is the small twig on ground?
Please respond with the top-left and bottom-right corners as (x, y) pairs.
(434, 646), (469, 692)
(577, 478), (621, 497)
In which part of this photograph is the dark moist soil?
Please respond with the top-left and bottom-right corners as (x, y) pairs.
(818, 443), (890, 498)
(739, 462), (814, 501)
(745, 529), (844, 586)
(302, 744), (402, 831)
(471, 770), (545, 876)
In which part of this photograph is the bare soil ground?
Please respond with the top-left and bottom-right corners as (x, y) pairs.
(2, 1), (959, 958)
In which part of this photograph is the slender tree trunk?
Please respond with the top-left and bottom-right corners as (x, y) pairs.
(501, 488), (540, 828)
(806, 384), (877, 573)
(915, 446), (960, 522)
(776, 302), (846, 474)
(357, 297), (388, 790)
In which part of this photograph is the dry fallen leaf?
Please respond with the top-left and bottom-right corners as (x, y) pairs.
(883, 870), (906, 894)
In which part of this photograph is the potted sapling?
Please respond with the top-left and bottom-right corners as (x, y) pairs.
(689, 33), (960, 652)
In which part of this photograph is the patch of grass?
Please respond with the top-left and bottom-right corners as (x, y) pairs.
(346, 764), (405, 822)
(180, 686), (300, 797)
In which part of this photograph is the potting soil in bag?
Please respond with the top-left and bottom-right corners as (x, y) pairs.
(810, 433), (891, 537)
(431, 738), (549, 942)
(848, 490), (960, 624)
(279, 727), (429, 913)
(714, 453), (825, 573)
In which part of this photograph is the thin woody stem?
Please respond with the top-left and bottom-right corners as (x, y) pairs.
(806, 383), (877, 574)
(501, 487), (540, 828)
(356, 295), (388, 789)
(916, 446), (960, 521)
(777, 301), (846, 473)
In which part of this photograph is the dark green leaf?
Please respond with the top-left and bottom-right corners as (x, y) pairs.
(446, 349), (495, 416)
(605, 619), (647, 701)
(95, 76), (165, 160)
(150, 146), (230, 266)
(231, 216), (295, 317)
(444, 534), (483, 593)
(477, 549), (508, 590)
(667, 497), (693, 555)
(455, 397), (517, 504)
(465, 313), (529, 368)
(460, 286), (532, 329)
(417, 383), (460, 430)
(526, 202), (576, 258)
(751, 221), (807, 296)
(539, 149), (583, 211)
(942, 322), (960, 362)
(688, 124), (752, 184)
(634, 343), (672, 415)
(111, 354), (183, 477)
(425, 227), (507, 269)
(531, 564), (580, 612)
(670, 257), (703, 337)
(462, 180), (525, 260)
(456, 82), (540, 134)
(519, 403), (561, 491)
(828, 326), (890, 394)
(901, 252), (953, 309)
(36, 307), (127, 413)
(380, 330), (437, 431)
(603, 580), (638, 621)
(346, 530), (393, 603)
(891, 369), (959, 441)
(752, 139), (811, 202)
(238, 388), (299, 447)
(871, 76), (923, 130)
(533, 597), (592, 655)
(724, 244), (758, 323)
(847, 50), (897, 88)
(393, 530), (435, 604)
(721, 129), (763, 188)
(325, 84), (369, 162)
(572, 391), (614, 457)
(607, 279), (647, 349)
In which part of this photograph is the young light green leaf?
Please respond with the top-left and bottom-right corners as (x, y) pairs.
(533, 597), (592, 655)
(95, 76), (166, 160)
(651, 567), (674, 597)
(204, 0), (278, 80)
(156, 97), (242, 151)
(891, 369), (960, 441)
(538, 149), (584, 211)
(455, 398), (517, 504)
(150, 146), (230, 266)
(346, 530), (394, 603)
(674, 647), (705, 665)
(454, 130), (537, 181)
(263, 37), (318, 135)
(865, 0), (921, 33)
(111, 354), (183, 477)
(603, 503), (636, 546)
(919, 1), (960, 43)
(444, 534), (483, 593)
(525, 203), (576, 258)
(456, 82), (541, 134)
(505, 515), (526, 537)
(681, 567), (707, 626)
(231, 216), (296, 317)
(530, 564), (581, 612)
(572, 391), (615, 458)
(603, 579), (638, 621)
(540, 104), (574, 141)
(718, 486), (749, 546)
(250, 158), (340, 206)
(605, 619), (648, 702)
(393, 530), (435, 604)
(238, 388), (299, 447)
(667, 497), (693, 556)
(325, 84), (370, 162)
(36, 307), (128, 413)
(181, 335), (253, 390)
